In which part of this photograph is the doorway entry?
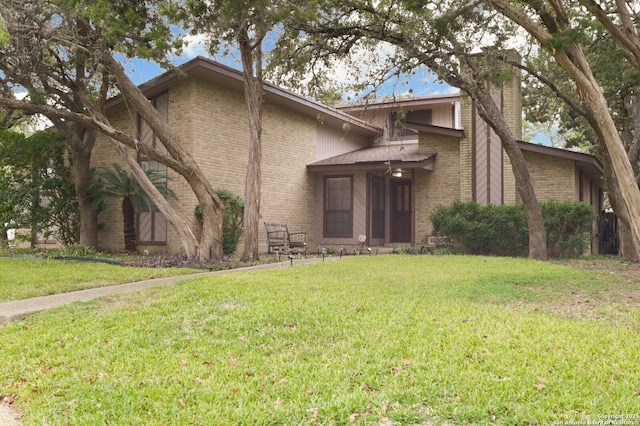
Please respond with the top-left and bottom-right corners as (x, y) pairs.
(391, 179), (412, 243)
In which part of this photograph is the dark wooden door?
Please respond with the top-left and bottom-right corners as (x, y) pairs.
(391, 179), (412, 243)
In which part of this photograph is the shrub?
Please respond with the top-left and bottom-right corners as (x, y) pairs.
(124, 254), (221, 270)
(431, 200), (595, 258)
(0, 130), (80, 246)
(195, 189), (244, 255)
(391, 245), (430, 255)
(542, 201), (596, 258)
(430, 201), (528, 256)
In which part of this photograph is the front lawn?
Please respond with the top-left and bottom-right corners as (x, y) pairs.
(0, 255), (639, 425)
(0, 258), (202, 302)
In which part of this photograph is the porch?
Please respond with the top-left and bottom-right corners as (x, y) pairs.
(307, 143), (437, 250)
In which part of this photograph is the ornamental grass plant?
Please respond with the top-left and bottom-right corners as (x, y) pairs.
(0, 255), (638, 425)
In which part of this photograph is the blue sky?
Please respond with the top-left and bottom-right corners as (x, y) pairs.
(125, 54), (558, 147)
(123, 46), (458, 100)
(123, 49), (566, 149)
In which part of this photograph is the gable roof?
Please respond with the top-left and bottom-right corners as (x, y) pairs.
(517, 140), (603, 179)
(307, 143), (435, 172)
(337, 92), (461, 112)
(107, 56), (381, 138)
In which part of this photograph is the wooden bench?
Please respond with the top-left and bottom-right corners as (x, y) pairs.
(264, 223), (308, 257)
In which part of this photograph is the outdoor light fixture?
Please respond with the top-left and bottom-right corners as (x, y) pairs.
(392, 168), (403, 177)
(288, 254), (295, 266)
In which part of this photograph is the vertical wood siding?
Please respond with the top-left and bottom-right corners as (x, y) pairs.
(473, 92), (503, 205)
(431, 105), (454, 128)
(474, 105), (489, 205)
(316, 122), (370, 160)
(353, 173), (367, 239)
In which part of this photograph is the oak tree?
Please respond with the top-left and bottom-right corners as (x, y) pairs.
(186, 0), (290, 261)
(278, 0), (549, 259)
(0, 0), (225, 259)
(487, 0), (640, 260)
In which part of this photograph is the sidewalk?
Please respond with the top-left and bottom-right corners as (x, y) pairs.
(0, 256), (340, 324)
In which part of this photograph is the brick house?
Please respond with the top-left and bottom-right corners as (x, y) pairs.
(92, 56), (603, 255)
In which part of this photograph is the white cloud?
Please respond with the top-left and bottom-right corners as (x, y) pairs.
(311, 41), (458, 100)
(176, 33), (210, 60)
(10, 91), (52, 134)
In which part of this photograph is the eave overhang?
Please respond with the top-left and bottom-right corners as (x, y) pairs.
(105, 56), (382, 138)
(337, 92), (461, 112)
(404, 121), (464, 138)
(517, 140), (604, 180)
(307, 143), (436, 173)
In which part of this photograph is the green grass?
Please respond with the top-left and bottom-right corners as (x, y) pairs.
(1, 255), (639, 425)
(0, 258), (202, 302)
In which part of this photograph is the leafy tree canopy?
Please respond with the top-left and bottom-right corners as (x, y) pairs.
(0, 129), (78, 245)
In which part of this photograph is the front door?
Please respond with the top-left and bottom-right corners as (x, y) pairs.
(391, 179), (412, 243)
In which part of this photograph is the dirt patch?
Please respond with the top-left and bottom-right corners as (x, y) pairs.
(559, 258), (640, 301)
(545, 258), (640, 321)
(558, 258), (640, 281)
(0, 395), (21, 426)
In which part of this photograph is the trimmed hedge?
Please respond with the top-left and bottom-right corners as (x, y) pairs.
(430, 200), (596, 258)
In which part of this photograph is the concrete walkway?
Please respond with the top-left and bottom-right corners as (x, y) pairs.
(0, 255), (339, 324)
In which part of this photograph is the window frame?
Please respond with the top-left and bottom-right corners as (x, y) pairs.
(136, 92), (169, 245)
(324, 175), (354, 238)
(389, 109), (433, 140)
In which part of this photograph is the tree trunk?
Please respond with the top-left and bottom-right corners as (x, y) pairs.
(618, 220), (640, 261)
(392, 38), (548, 260)
(619, 93), (640, 262)
(51, 119), (99, 249)
(30, 167), (39, 248)
(489, 0), (640, 260)
(73, 132), (98, 248)
(122, 196), (136, 252)
(239, 27), (265, 262)
(474, 96), (548, 260)
(102, 54), (225, 260)
(0, 91), (225, 259)
(452, 56), (547, 260)
(598, 144), (640, 261)
(503, 140), (548, 260)
(110, 140), (200, 258)
(570, 60), (640, 258)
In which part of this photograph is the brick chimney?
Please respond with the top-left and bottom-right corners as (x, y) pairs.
(459, 49), (523, 205)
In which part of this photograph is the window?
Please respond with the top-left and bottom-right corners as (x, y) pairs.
(137, 93), (169, 244)
(324, 176), (352, 237)
(136, 159), (168, 244)
(137, 207), (167, 244)
(390, 110), (432, 138)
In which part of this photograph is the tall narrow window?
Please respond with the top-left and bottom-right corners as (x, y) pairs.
(137, 160), (168, 244)
(137, 93), (169, 244)
(390, 109), (432, 138)
(325, 176), (352, 237)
